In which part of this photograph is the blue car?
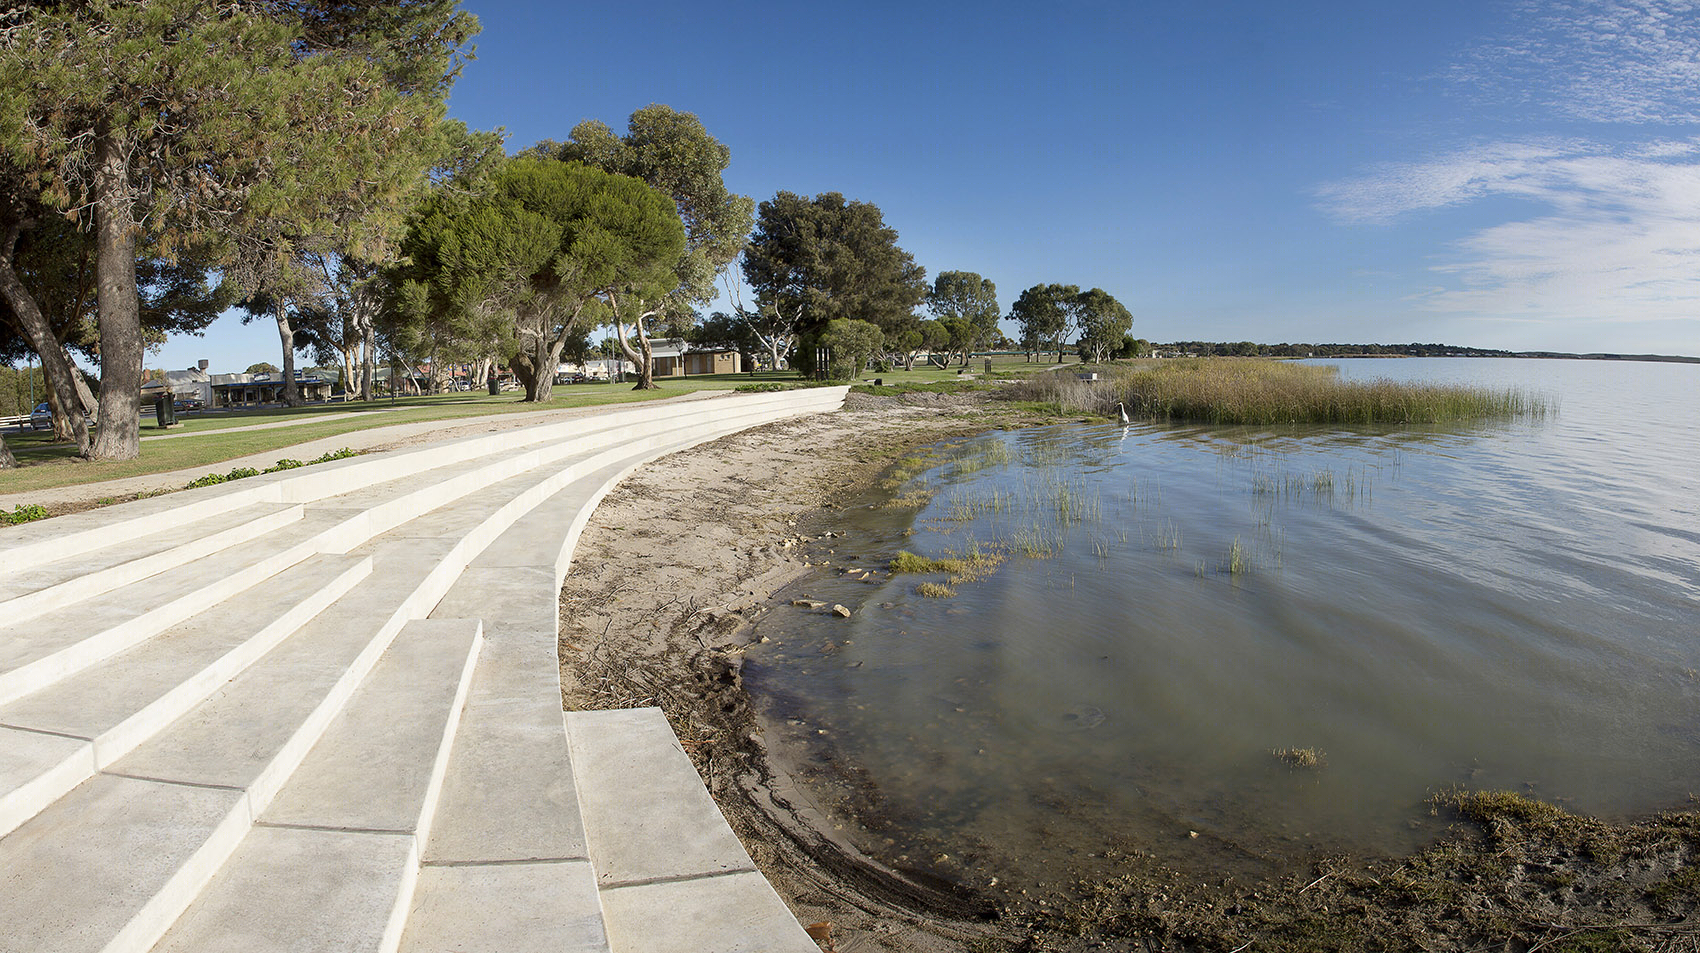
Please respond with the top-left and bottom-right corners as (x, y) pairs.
(28, 402), (51, 430)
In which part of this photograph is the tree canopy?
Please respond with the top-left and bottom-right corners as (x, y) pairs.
(741, 191), (926, 375)
(527, 105), (753, 389)
(926, 270), (999, 366)
(1072, 287), (1134, 363)
(821, 318), (884, 380)
(1011, 283), (1079, 362)
(0, 0), (477, 458)
(389, 158), (684, 401)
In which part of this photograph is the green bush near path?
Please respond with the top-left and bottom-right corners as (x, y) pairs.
(183, 449), (356, 489)
(0, 503), (50, 525)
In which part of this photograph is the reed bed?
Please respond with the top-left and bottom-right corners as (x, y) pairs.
(1003, 358), (1547, 425)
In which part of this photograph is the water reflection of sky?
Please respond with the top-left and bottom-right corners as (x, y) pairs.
(746, 359), (1700, 876)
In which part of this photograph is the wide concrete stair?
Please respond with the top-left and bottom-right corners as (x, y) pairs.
(0, 388), (845, 953)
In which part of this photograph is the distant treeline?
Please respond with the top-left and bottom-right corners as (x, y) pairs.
(1150, 342), (1698, 363)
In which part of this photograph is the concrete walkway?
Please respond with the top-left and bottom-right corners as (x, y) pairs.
(0, 391), (723, 513)
(138, 408), (419, 442)
(0, 387), (845, 953)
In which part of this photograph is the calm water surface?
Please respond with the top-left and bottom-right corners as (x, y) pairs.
(745, 359), (1700, 878)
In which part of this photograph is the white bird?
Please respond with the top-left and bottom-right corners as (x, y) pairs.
(1116, 401), (1130, 424)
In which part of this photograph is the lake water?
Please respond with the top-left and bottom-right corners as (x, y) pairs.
(744, 358), (1700, 881)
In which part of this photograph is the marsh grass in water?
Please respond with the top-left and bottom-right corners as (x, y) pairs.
(888, 541), (1005, 584)
(1004, 358), (1550, 425)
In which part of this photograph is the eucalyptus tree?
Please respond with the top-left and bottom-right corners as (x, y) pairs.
(0, 0), (476, 459)
(742, 191), (927, 376)
(821, 318), (883, 380)
(926, 271), (999, 366)
(1010, 283), (1079, 363)
(1072, 287), (1134, 364)
(390, 159), (684, 402)
(531, 105), (753, 389)
(1, 181), (230, 442)
(0, 172), (94, 452)
(918, 319), (951, 367)
(320, 121), (504, 401)
(720, 272), (804, 373)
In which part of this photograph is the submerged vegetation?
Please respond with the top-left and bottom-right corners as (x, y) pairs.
(1016, 790), (1700, 951)
(1003, 358), (1550, 425)
(1274, 746), (1326, 769)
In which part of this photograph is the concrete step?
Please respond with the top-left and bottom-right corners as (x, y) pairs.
(396, 410), (834, 953)
(0, 550), (462, 953)
(400, 622), (609, 953)
(0, 388), (821, 578)
(0, 483), (279, 578)
(0, 418), (631, 708)
(0, 528), (326, 708)
(150, 618), (482, 953)
(566, 708), (818, 953)
(0, 554), (371, 839)
(391, 430), (753, 953)
(0, 389), (850, 953)
(0, 501), (304, 625)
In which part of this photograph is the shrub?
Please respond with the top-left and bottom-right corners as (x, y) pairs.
(310, 448), (359, 463)
(1001, 358), (1548, 425)
(0, 503), (51, 526)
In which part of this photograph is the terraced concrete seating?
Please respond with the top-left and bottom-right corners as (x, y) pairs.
(0, 387), (844, 953)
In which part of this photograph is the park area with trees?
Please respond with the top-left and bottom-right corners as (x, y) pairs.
(0, 2), (1134, 470)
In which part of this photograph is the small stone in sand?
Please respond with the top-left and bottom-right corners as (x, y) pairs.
(832, 604), (852, 618)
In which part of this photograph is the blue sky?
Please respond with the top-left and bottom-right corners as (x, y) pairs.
(152, 0), (1700, 372)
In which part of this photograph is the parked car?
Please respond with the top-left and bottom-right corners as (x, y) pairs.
(173, 397), (204, 413)
(28, 402), (51, 430)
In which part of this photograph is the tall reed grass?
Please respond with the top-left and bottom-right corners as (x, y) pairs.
(1003, 358), (1548, 425)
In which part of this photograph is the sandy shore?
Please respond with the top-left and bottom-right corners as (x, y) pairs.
(557, 391), (1032, 952)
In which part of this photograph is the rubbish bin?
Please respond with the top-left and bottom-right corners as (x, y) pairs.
(154, 395), (176, 428)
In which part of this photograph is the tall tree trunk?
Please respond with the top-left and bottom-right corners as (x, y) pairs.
(337, 350), (355, 400)
(517, 334), (555, 402)
(70, 357), (97, 417)
(361, 322), (376, 401)
(276, 297), (301, 406)
(610, 293), (658, 390)
(0, 223), (91, 453)
(89, 131), (143, 461)
(0, 432), (14, 469)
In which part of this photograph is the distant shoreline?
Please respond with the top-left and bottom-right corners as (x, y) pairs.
(1149, 343), (1699, 363)
(1325, 351), (1700, 363)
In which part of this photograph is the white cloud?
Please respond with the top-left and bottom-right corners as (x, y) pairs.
(1454, 0), (1700, 124)
(1320, 140), (1700, 326)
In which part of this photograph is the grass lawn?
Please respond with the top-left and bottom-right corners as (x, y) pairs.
(0, 373), (791, 496)
(0, 354), (1074, 498)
